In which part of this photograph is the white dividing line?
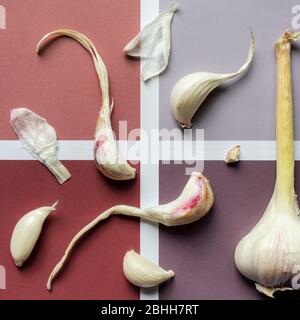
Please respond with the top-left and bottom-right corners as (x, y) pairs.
(2, 140), (300, 161)
(139, 0), (160, 301)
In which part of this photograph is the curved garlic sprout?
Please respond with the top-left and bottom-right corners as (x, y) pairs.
(170, 31), (255, 128)
(234, 30), (300, 298)
(123, 250), (174, 288)
(36, 30), (136, 181)
(124, 1), (178, 81)
(47, 172), (214, 290)
(10, 108), (71, 184)
(10, 202), (58, 267)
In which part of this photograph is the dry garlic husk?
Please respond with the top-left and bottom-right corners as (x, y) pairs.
(225, 145), (241, 164)
(10, 202), (58, 267)
(124, 1), (178, 81)
(10, 108), (71, 184)
(171, 31), (255, 128)
(47, 172), (213, 290)
(37, 30), (136, 181)
(234, 31), (300, 298)
(123, 250), (174, 288)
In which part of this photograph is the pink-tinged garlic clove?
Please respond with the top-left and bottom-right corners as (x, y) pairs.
(145, 172), (214, 226)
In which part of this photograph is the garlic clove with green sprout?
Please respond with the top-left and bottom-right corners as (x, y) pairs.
(123, 250), (174, 288)
(10, 202), (58, 267)
(46, 172), (213, 290)
(10, 108), (71, 184)
(37, 30), (136, 181)
(234, 30), (300, 297)
(124, 1), (178, 81)
(170, 31), (254, 128)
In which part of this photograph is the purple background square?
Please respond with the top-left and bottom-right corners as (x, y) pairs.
(159, 161), (300, 300)
(160, 0), (300, 140)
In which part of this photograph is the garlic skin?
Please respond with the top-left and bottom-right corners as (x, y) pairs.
(46, 172), (214, 290)
(10, 108), (71, 184)
(170, 31), (254, 128)
(225, 145), (241, 164)
(124, 1), (178, 81)
(37, 30), (136, 181)
(123, 250), (174, 288)
(10, 202), (58, 267)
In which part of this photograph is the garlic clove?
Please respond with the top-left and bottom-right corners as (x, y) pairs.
(37, 30), (136, 181)
(123, 250), (174, 288)
(46, 172), (213, 290)
(255, 283), (294, 299)
(10, 202), (58, 267)
(124, 1), (178, 81)
(170, 31), (254, 128)
(225, 145), (241, 164)
(145, 172), (214, 226)
(94, 125), (136, 180)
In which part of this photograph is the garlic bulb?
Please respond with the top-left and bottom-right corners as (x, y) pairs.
(37, 30), (136, 181)
(124, 1), (178, 81)
(10, 108), (71, 184)
(171, 31), (255, 128)
(123, 250), (174, 288)
(234, 30), (300, 298)
(10, 202), (58, 267)
(47, 172), (213, 290)
(225, 145), (241, 164)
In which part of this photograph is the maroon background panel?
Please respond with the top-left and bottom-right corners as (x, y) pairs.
(159, 161), (300, 300)
(0, 0), (140, 140)
(0, 161), (140, 300)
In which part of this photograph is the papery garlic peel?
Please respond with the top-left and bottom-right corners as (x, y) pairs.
(124, 1), (178, 81)
(10, 108), (71, 184)
(123, 250), (174, 288)
(225, 145), (241, 164)
(36, 30), (136, 181)
(170, 31), (255, 128)
(47, 172), (213, 290)
(234, 30), (300, 298)
(10, 202), (58, 267)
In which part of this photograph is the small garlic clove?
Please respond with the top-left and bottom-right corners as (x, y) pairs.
(170, 31), (254, 128)
(10, 202), (58, 267)
(225, 145), (241, 164)
(123, 250), (174, 288)
(255, 283), (294, 299)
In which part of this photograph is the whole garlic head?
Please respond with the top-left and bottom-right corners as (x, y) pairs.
(123, 250), (174, 288)
(10, 202), (57, 267)
(235, 196), (300, 293)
